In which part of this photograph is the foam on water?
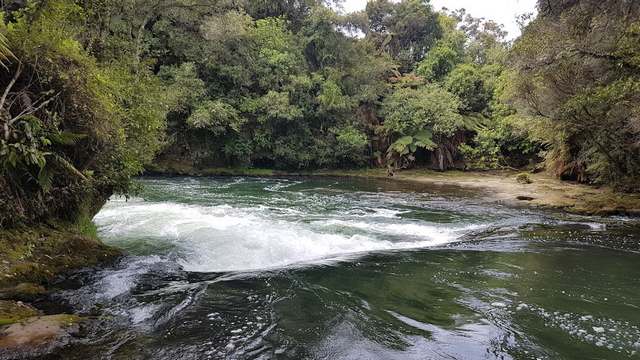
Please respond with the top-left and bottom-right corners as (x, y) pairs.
(516, 303), (640, 356)
(319, 219), (482, 240)
(95, 256), (163, 299)
(94, 197), (474, 273)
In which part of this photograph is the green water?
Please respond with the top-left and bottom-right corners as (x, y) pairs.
(51, 176), (640, 359)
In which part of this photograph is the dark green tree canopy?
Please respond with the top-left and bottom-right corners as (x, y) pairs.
(507, 0), (640, 186)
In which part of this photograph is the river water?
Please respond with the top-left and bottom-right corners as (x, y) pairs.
(50, 176), (640, 359)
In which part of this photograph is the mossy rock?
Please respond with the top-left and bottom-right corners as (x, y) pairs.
(0, 226), (121, 288)
(0, 313), (82, 358)
(516, 173), (533, 184)
(0, 300), (40, 325)
(0, 283), (47, 302)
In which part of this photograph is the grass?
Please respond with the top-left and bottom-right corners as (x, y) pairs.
(516, 173), (533, 184)
(73, 213), (99, 239)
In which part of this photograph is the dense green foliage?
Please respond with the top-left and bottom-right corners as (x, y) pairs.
(0, 1), (171, 226)
(507, 0), (640, 188)
(139, 0), (531, 172)
(1, 0), (639, 227)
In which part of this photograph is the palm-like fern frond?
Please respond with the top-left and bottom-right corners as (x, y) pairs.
(0, 32), (15, 71)
(48, 131), (87, 146)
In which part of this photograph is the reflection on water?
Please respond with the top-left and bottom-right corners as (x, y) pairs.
(49, 176), (640, 359)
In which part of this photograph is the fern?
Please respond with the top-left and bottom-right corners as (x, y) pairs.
(461, 113), (489, 132)
(0, 32), (14, 70)
(48, 131), (87, 146)
(37, 163), (55, 192)
(387, 129), (437, 167)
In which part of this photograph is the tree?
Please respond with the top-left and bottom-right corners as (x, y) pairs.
(382, 85), (464, 169)
(507, 0), (640, 187)
(444, 64), (494, 115)
(415, 15), (465, 81)
(365, 0), (441, 72)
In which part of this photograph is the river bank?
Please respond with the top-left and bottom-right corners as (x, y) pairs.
(147, 162), (640, 217)
(0, 225), (120, 358)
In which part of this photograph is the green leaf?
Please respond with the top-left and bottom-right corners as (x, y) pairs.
(49, 131), (87, 146)
(413, 130), (433, 143)
(396, 136), (414, 146)
(37, 166), (54, 192)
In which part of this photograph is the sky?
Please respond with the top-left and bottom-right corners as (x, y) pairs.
(339, 0), (537, 40)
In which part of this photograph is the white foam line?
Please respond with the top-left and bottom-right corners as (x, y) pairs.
(95, 201), (483, 273)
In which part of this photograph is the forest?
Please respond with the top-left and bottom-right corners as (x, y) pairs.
(1, 0), (639, 228)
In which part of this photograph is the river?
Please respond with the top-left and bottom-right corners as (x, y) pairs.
(49, 176), (640, 359)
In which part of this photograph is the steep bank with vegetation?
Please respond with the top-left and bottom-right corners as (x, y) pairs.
(0, 1), (159, 353)
(508, 0), (640, 191)
(0, 0), (181, 278)
(0, 1), (169, 229)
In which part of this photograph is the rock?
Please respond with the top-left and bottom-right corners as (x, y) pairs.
(0, 300), (40, 325)
(0, 314), (81, 359)
(515, 173), (533, 184)
(516, 196), (535, 201)
(0, 283), (47, 302)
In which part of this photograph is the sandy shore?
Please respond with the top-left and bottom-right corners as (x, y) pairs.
(385, 169), (640, 216)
